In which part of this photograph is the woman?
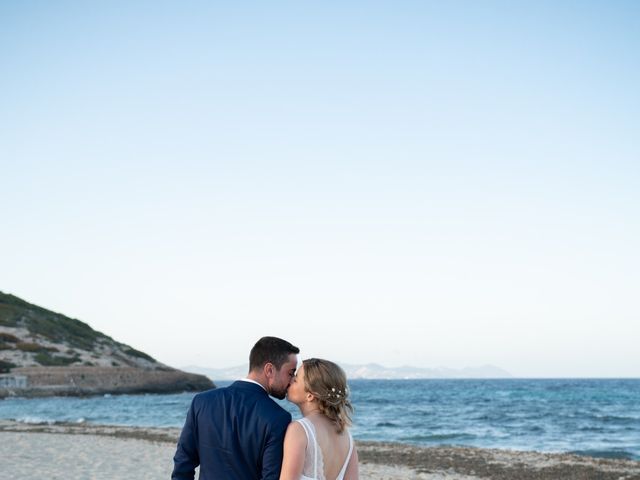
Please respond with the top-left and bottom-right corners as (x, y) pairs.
(280, 358), (359, 480)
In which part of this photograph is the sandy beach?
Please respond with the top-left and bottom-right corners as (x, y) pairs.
(1, 420), (639, 479)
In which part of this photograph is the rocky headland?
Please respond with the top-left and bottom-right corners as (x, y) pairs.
(0, 291), (213, 398)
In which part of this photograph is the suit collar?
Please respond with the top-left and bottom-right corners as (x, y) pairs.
(231, 379), (269, 395)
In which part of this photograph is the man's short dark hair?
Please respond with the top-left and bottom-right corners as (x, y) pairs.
(249, 336), (299, 371)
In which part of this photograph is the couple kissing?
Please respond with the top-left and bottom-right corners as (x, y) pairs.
(172, 336), (359, 480)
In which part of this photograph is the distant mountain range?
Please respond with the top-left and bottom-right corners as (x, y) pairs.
(183, 363), (512, 380)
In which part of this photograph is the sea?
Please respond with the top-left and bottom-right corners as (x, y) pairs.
(1, 379), (638, 461)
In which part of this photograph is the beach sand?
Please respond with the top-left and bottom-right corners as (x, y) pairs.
(1, 420), (639, 479)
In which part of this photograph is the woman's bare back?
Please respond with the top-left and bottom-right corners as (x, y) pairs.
(301, 414), (354, 480)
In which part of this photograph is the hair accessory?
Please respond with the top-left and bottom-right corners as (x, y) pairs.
(325, 387), (346, 400)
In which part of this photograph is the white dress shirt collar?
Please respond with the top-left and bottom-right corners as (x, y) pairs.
(238, 378), (267, 392)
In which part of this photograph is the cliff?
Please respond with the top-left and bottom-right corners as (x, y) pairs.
(0, 291), (214, 397)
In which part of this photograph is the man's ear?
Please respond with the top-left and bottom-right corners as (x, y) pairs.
(264, 362), (275, 379)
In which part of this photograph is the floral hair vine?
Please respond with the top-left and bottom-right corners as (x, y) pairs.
(325, 386), (348, 400)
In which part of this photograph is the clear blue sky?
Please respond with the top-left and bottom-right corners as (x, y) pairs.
(1, 1), (639, 377)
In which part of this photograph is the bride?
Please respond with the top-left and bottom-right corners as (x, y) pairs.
(279, 358), (359, 480)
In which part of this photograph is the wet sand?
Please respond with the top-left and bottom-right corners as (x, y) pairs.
(1, 420), (639, 479)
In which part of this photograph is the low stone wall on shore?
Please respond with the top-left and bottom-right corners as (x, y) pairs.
(0, 366), (214, 397)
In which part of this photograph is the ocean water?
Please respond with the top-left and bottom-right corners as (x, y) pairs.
(1, 379), (638, 460)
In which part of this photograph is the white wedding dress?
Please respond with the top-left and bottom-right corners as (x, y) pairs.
(297, 417), (354, 480)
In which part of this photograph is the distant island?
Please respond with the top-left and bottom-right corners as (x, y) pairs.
(0, 291), (213, 398)
(183, 363), (512, 381)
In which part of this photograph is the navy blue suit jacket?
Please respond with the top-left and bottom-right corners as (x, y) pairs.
(172, 380), (292, 480)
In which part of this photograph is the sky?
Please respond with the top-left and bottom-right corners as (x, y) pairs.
(1, 1), (639, 377)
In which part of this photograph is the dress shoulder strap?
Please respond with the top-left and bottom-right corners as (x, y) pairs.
(296, 418), (318, 479)
(336, 431), (354, 480)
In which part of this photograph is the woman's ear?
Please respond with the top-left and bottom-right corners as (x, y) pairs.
(306, 392), (315, 403)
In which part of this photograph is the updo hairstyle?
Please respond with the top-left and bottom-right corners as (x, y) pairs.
(302, 358), (353, 433)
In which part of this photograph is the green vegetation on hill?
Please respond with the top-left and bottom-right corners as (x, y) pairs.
(0, 292), (109, 350)
(122, 346), (155, 362)
(34, 351), (81, 366)
(0, 291), (158, 365)
(0, 360), (16, 373)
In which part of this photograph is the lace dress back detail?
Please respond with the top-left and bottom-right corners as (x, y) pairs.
(296, 417), (353, 480)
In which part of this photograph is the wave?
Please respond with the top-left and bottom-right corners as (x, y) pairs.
(14, 416), (86, 425)
(578, 425), (606, 433)
(592, 415), (640, 425)
(376, 422), (399, 427)
(360, 398), (394, 405)
(14, 416), (54, 425)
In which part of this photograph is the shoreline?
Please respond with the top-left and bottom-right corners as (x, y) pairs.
(2, 420), (639, 479)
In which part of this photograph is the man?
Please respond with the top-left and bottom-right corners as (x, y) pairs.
(172, 336), (300, 480)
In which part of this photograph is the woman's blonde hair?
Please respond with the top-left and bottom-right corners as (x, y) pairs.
(303, 358), (353, 433)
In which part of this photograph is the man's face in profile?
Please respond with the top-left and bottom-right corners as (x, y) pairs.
(269, 354), (298, 399)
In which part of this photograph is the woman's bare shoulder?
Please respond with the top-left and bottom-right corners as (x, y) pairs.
(285, 420), (308, 441)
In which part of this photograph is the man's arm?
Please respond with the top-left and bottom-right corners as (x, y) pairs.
(171, 397), (200, 480)
(260, 412), (291, 480)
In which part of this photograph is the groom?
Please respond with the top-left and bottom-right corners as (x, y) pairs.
(172, 336), (300, 480)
